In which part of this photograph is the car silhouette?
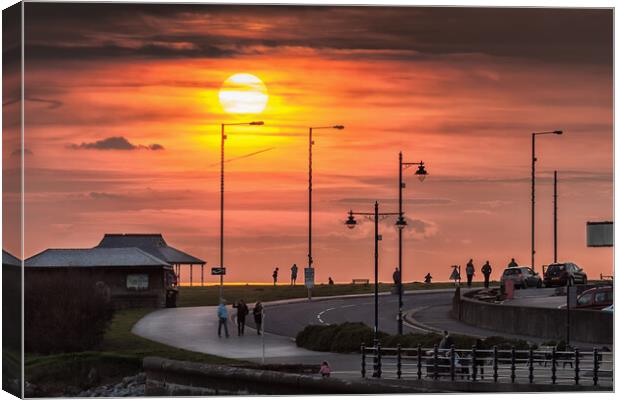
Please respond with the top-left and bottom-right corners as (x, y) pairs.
(500, 266), (542, 289)
(543, 262), (587, 287)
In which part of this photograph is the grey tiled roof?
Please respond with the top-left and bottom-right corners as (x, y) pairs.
(25, 247), (170, 268)
(96, 233), (205, 265)
(2, 250), (21, 267)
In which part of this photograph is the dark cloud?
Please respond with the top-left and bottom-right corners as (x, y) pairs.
(27, 97), (63, 109)
(24, 4), (611, 65)
(68, 136), (165, 151)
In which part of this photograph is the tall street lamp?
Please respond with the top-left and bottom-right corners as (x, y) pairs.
(308, 125), (344, 300)
(397, 153), (428, 334)
(531, 130), (562, 272)
(219, 121), (264, 299)
(345, 202), (400, 346)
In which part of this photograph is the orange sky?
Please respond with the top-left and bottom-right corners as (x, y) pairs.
(6, 4), (613, 282)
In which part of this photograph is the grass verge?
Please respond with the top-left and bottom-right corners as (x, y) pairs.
(176, 281), (493, 307)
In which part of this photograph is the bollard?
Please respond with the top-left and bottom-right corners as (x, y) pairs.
(593, 348), (599, 386)
(361, 343), (366, 378)
(417, 344), (422, 380)
(551, 347), (557, 384)
(397, 344), (402, 379)
(376, 342), (382, 378)
(450, 345), (456, 381)
(471, 346), (477, 382)
(528, 346), (534, 384)
(433, 344), (439, 380)
(574, 348), (579, 385)
(510, 346), (516, 383)
(492, 346), (498, 382)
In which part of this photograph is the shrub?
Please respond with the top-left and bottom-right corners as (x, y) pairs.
(25, 271), (115, 354)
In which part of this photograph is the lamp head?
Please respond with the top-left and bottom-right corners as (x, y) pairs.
(554, 130), (563, 135)
(333, 125), (345, 130)
(250, 121), (264, 126)
(395, 216), (407, 230)
(415, 162), (428, 182)
(345, 211), (357, 229)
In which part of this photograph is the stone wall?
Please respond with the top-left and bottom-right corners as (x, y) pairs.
(454, 290), (612, 345)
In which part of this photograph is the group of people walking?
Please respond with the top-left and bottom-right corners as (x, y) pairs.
(463, 259), (494, 288)
(217, 299), (264, 338)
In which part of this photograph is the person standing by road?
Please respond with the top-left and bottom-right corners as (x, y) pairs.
(392, 267), (401, 286)
(507, 258), (518, 268)
(481, 261), (492, 288)
(217, 300), (229, 338)
(233, 299), (249, 336)
(439, 330), (454, 350)
(424, 273), (432, 284)
(465, 259), (475, 288)
(272, 267), (279, 286)
(253, 301), (264, 335)
(290, 264), (298, 286)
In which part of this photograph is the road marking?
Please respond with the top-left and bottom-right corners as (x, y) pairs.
(317, 307), (335, 325)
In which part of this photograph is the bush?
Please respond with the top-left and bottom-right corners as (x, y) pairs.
(25, 271), (115, 354)
(297, 323), (537, 353)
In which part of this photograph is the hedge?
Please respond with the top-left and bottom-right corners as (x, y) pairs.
(296, 323), (536, 353)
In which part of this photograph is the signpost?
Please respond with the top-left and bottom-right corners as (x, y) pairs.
(211, 267), (226, 276)
(304, 267), (315, 289)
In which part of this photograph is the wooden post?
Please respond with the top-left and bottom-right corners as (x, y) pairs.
(190, 264), (193, 287)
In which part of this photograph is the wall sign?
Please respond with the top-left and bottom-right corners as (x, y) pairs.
(127, 273), (149, 290)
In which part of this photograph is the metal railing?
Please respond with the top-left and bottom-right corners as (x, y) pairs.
(361, 343), (613, 386)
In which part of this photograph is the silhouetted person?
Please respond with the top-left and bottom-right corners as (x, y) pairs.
(439, 330), (454, 350)
(328, 277), (334, 285)
(392, 267), (401, 286)
(465, 259), (475, 288)
(272, 267), (279, 286)
(290, 264), (298, 286)
(233, 299), (249, 336)
(507, 258), (518, 268)
(481, 261), (492, 288)
(319, 360), (331, 377)
(253, 301), (263, 335)
(424, 273), (432, 284)
(217, 300), (229, 338)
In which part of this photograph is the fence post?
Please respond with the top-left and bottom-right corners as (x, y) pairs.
(417, 344), (422, 380)
(376, 342), (382, 378)
(528, 346), (534, 384)
(361, 343), (366, 378)
(492, 346), (498, 382)
(510, 346), (516, 383)
(593, 348), (599, 386)
(471, 345), (477, 382)
(551, 347), (557, 384)
(574, 348), (579, 385)
(433, 344), (439, 380)
(397, 344), (402, 379)
(450, 345), (456, 381)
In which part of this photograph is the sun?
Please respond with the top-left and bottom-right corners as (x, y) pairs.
(218, 73), (269, 114)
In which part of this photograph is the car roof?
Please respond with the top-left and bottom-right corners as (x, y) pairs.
(503, 266), (531, 270)
(580, 286), (613, 295)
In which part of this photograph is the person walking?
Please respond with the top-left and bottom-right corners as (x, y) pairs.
(328, 277), (334, 285)
(290, 264), (298, 286)
(233, 299), (249, 336)
(217, 300), (229, 338)
(481, 261), (492, 288)
(424, 273), (432, 284)
(465, 259), (475, 288)
(507, 258), (518, 268)
(272, 267), (279, 286)
(253, 301), (263, 335)
(392, 267), (401, 286)
(439, 330), (454, 350)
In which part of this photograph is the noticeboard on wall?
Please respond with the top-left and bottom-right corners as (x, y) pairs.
(127, 273), (149, 290)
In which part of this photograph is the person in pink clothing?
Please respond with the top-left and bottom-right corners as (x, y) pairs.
(319, 361), (331, 377)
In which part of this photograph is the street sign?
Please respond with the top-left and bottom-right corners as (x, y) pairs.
(304, 267), (314, 289)
(211, 267), (226, 276)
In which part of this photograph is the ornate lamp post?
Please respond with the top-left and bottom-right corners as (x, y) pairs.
(397, 152), (428, 334)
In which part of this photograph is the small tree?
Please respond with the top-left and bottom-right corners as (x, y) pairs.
(25, 271), (115, 354)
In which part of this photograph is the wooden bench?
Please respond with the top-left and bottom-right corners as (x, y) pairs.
(352, 279), (370, 285)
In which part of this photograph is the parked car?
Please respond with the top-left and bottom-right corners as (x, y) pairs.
(543, 262), (587, 287)
(576, 286), (613, 310)
(500, 266), (542, 289)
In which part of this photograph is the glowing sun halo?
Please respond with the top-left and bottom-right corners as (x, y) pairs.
(218, 73), (269, 114)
